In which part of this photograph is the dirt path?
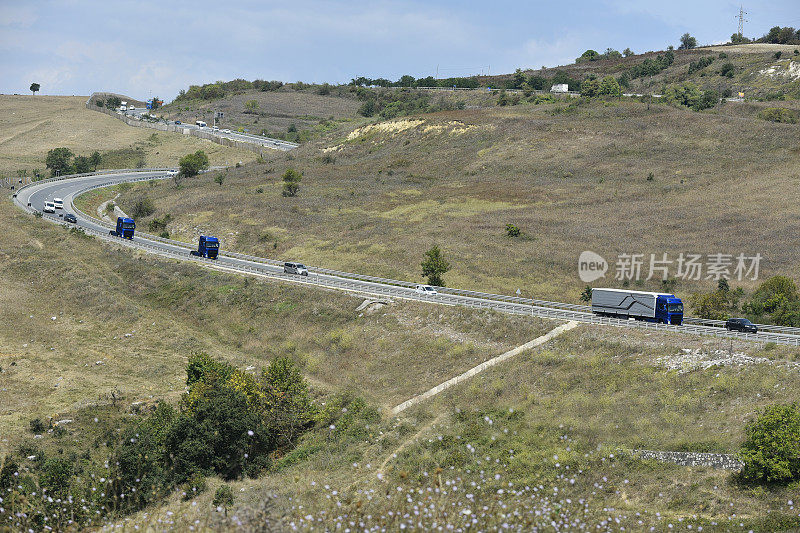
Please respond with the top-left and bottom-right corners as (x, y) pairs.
(390, 321), (580, 416)
(378, 413), (445, 475)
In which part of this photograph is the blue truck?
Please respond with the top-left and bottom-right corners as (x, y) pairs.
(110, 217), (135, 239)
(591, 288), (684, 325)
(190, 235), (219, 259)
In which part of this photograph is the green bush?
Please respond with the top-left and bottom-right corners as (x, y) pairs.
(178, 150), (210, 179)
(720, 62), (735, 78)
(282, 168), (302, 197)
(130, 196), (156, 218)
(29, 418), (47, 434)
(181, 471), (207, 500)
(505, 223), (521, 237)
(213, 484), (235, 515)
(740, 403), (800, 483)
(758, 107), (798, 124)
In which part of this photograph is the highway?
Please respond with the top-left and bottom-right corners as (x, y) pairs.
(12, 171), (800, 347)
(121, 108), (298, 151)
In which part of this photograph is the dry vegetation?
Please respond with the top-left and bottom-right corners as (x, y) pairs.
(0, 95), (258, 176)
(114, 98), (800, 305)
(160, 89), (362, 140)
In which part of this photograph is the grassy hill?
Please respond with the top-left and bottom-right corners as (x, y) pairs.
(0, 95), (259, 177)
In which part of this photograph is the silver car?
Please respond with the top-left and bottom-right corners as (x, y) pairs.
(284, 262), (309, 276)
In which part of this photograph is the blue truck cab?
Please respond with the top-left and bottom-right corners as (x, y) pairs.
(190, 235), (219, 259)
(656, 294), (684, 325)
(111, 217), (135, 239)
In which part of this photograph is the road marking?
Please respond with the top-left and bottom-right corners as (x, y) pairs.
(389, 321), (580, 416)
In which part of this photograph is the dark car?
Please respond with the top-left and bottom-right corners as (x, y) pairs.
(63, 213), (78, 223)
(174, 120), (182, 125)
(725, 318), (758, 333)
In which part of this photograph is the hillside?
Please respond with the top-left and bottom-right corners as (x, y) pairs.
(0, 95), (259, 176)
(110, 96), (800, 309)
(3, 199), (800, 530)
(483, 43), (800, 98)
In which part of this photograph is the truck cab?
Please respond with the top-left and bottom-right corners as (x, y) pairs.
(191, 235), (219, 259)
(656, 294), (683, 325)
(111, 217), (135, 239)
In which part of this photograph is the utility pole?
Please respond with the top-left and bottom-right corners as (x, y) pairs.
(736, 6), (748, 38)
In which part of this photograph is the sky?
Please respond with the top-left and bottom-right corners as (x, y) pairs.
(1, 0), (798, 100)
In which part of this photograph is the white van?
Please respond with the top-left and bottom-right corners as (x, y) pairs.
(43, 201), (56, 213)
(53, 198), (63, 209)
(196, 120), (207, 128)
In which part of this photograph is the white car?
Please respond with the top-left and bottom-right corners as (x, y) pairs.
(221, 129), (231, 134)
(43, 201), (56, 213)
(53, 198), (63, 209)
(212, 126), (220, 132)
(128, 105), (135, 110)
(415, 284), (437, 295)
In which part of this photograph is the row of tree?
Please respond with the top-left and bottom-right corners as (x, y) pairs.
(45, 147), (102, 176)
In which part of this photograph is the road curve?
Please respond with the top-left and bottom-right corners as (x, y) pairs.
(12, 171), (800, 347)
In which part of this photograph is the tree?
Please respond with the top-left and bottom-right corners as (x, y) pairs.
(580, 77), (600, 97)
(73, 155), (91, 174)
(90, 150), (102, 171)
(214, 173), (225, 186)
(576, 49), (599, 63)
(421, 245), (450, 287)
(213, 485), (234, 517)
(598, 76), (622, 97)
(281, 168), (302, 197)
(739, 403), (800, 484)
(731, 32), (750, 44)
(623, 47), (634, 57)
(580, 286), (593, 302)
(720, 62), (735, 78)
(45, 147), (74, 176)
(244, 99), (259, 112)
(679, 33), (697, 50)
(178, 150), (210, 179)
(30, 83), (40, 95)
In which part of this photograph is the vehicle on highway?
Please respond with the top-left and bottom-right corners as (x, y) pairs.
(174, 120), (182, 125)
(129, 105), (135, 110)
(109, 216), (135, 239)
(221, 129), (231, 134)
(53, 198), (63, 209)
(43, 201), (56, 213)
(64, 213), (77, 224)
(212, 126), (219, 132)
(284, 262), (308, 276)
(190, 235), (219, 259)
(725, 317), (758, 333)
(120, 105), (127, 111)
(196, 120), (207, 128)
(415, 284), (438, 295)
(591, 288), (683, 325)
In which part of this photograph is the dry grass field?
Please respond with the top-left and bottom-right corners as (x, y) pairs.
(113, 98), (800, 305)
(0, 95), (259, 176)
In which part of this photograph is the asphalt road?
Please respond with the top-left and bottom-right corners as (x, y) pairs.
(13, 171), (800, 347)
(122, 109), (298, 151)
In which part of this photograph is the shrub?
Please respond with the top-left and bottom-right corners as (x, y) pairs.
(580, 286), (592, 302)
(148, 213), (172, 233)
(758, 107), (798, 124)
(130, 196), (156, 218)
(740, 403), (800, 483)
(29, 418), (47, 434)
(774, 51), (782, 60)
(282, 168), (302, 197)
(505, 223), (521, 237)
(178, 150), (209, 179)
(213, 484), (235, 515)
(720, 62), (735, 78)
(181, 472), (207, 500)
(646, 172), (654, 181)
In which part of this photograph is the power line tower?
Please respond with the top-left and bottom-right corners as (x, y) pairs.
(736, 5), (748, 37)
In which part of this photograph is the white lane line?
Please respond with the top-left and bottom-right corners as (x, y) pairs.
(390, 321), (580, 416)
